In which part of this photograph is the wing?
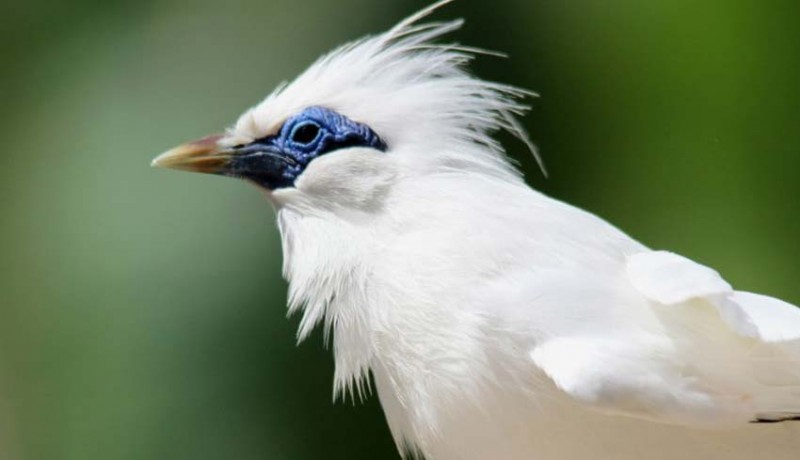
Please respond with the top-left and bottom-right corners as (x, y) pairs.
(626, 250), (800, 342)
(530, 336), (744, 427)
(531, 250), (800, 426)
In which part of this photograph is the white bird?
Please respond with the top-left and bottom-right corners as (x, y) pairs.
(152, 2), (800, 459)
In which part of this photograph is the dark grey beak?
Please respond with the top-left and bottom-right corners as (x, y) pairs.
(152, 135), (297, 189)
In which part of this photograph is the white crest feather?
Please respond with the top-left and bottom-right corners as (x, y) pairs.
(226, 0), (545, 178)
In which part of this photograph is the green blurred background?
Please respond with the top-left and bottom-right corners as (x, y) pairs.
(0, 0), (798, 458)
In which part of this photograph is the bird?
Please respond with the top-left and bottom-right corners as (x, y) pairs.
(152, 1), (800, 459)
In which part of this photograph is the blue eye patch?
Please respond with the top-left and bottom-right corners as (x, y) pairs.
(229, 106), (387, 189)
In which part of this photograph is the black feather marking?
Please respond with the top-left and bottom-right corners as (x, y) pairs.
(751, 415), (800, 423)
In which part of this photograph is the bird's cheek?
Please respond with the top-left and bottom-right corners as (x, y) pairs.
(293, 148), (396, 210)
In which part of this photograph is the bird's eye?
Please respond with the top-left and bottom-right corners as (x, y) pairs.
(290, 122), (320, 145)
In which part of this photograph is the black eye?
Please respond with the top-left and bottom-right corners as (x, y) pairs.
(291, 122), (320, 145)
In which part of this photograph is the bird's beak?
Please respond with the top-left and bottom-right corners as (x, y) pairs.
(151, 134), (233, 175)
(153, 134), (295, 189)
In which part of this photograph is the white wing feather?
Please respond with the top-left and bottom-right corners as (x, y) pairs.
(532, 249), (800, 426)
(627, 250), (800, 342)
(625, 251), (732, 304)
(727, 291), (800, 342)
(530, 337), (736, 426)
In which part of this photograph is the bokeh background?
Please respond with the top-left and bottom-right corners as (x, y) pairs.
(1, 0), (798, 458)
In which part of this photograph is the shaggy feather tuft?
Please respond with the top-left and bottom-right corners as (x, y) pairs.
(225, 0), (545, 179)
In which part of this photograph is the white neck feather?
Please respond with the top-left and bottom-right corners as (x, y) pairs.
(277, 205), (381, 398)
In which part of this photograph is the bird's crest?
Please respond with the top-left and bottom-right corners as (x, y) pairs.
(226, 0), (546, 178)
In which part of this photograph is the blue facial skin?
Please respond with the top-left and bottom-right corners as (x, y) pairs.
(228, 106), (387, 190)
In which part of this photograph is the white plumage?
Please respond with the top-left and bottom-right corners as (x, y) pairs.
(154, 2), (800, 459)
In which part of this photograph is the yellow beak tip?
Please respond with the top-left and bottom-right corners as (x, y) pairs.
(150, 134), (228, 173)
(150, 155), (167, 168)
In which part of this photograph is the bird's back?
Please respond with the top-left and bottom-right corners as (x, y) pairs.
(370, 174), (800, 460)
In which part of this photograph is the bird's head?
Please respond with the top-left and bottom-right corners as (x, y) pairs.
(152, 0), (542, 217)
(152, 1), (547, 398)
